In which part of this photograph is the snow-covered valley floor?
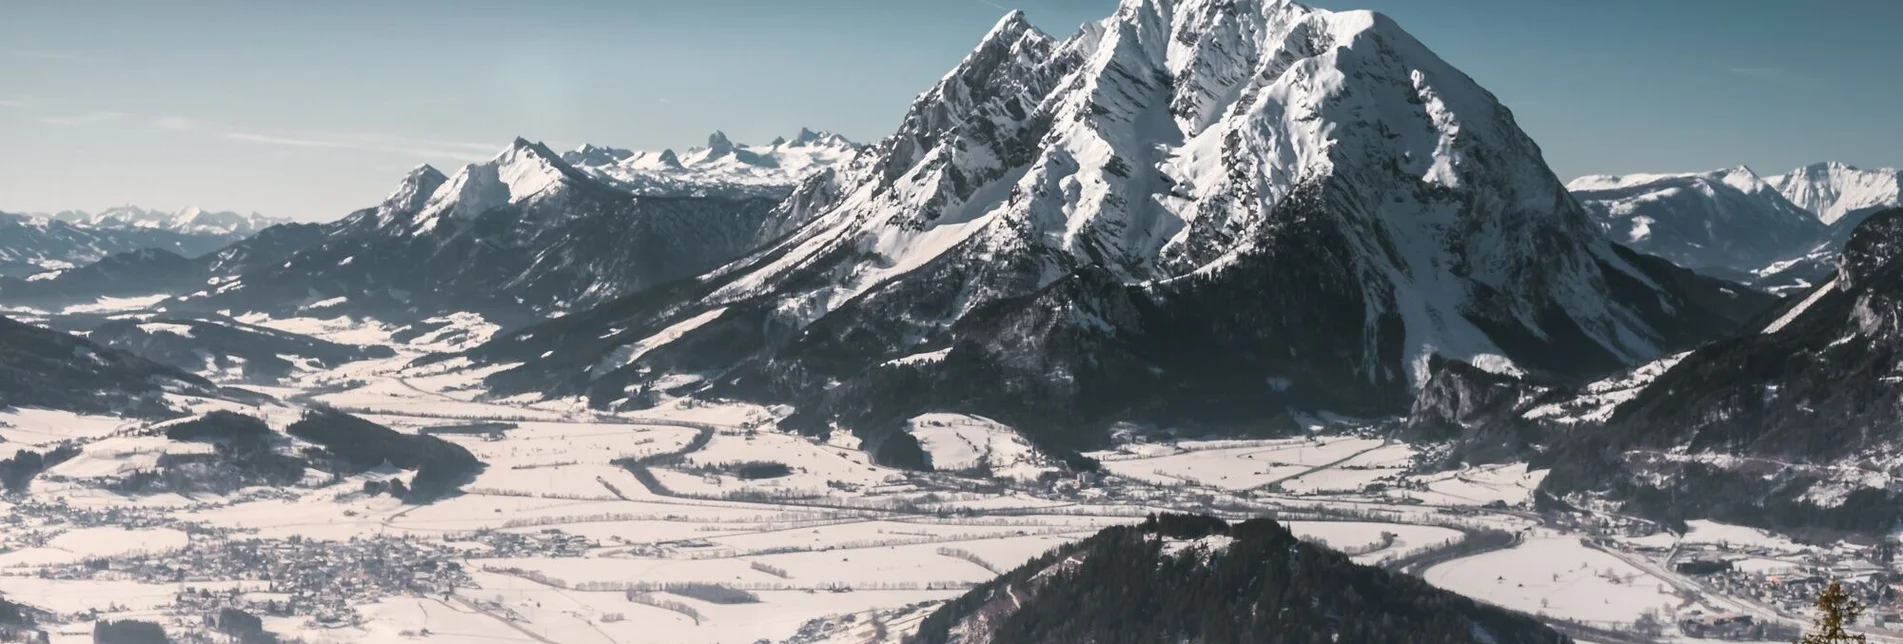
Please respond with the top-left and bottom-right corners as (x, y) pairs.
(0, 312), (1895, 643)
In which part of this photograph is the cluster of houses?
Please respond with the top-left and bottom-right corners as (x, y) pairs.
(450, 528), (594, 558)
(1632, 532), (1903, 639)
(32, 534), (473, 631)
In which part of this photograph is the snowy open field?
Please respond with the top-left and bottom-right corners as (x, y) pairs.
(1425, 531), (1684, 624)
(0, 312), (1892, 643)
(1091, 436), (1395, 491)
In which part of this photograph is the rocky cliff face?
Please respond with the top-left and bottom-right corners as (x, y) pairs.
(472, 0), (1767, 459)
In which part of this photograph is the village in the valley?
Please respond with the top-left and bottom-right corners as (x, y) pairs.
(0, 310), (1894, 643)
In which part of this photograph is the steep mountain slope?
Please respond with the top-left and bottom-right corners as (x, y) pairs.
(1567, 167), (1824, 277)
(46, 206), (285, 237)
(908, 514), (1565, 644)
(474, 1), (1768, 459)
(563, 128), (861, 198)
(178, 143), (790, 323)
(1768, 162), (1903, 226)
(0, 316), (222, 417)
(1536, 208), (1903, 535)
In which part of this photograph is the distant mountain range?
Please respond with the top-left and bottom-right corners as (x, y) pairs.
(1569, 162), (1902, 294)
(0, 129), (857, 321)
(169, 138), (802, 323)
(0, 210), (274, 279)
(36, 206), (285, 237)
(0, 222), (324, 304)
(562, 128), (860, 199)
(1567, 167), (1823, 278)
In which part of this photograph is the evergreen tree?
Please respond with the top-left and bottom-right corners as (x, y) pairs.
(1799, 580), (1867, 644)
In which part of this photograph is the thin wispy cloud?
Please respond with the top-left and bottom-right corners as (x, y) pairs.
(225, 132), (351, 148)
(40, 110), (123, 126)
(304, 130), (497, 154)
(969, 0), (1011, 12)
(225, 130), (497, 160)
(0, 99), (24, 108)
(153, 116), (196, 130)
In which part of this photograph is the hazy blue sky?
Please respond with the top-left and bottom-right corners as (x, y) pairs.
(2, 0), (1897, 221)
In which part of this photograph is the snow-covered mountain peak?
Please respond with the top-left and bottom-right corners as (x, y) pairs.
(1768, 161), (1902, 225)
(1571, 166), (1779, 197)
(704, 131), (736, 157)
(496, 139), (586, 202)
(411, 138), (583, 233)
(563, 143), (634, 167)
(1573, 165), (1782, 195)
(920, 5), (1053, 100)
(985, 8), (1035, 39)
(1711, 165), (1770, 192)
(407, 163), (446, 183)
(467, 0), (1771, 454)
(789, 127), (852, 148)
(733, 0), (1659, 329)
(860, 0), (1579, 287)
(372, 164), (449, 226)
(643, 149), (686, 170)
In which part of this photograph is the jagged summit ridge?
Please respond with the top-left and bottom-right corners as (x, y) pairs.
(410, 138), (581, 233)
(696, 0), (1704, 371)
(473, 0), (1764, 451)
(372, 165), (448, 227)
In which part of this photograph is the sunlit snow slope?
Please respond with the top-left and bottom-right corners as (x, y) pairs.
(474, 0), (1768, 456)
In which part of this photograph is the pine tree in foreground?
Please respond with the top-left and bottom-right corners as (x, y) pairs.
(1798, 579), (1866, 644)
